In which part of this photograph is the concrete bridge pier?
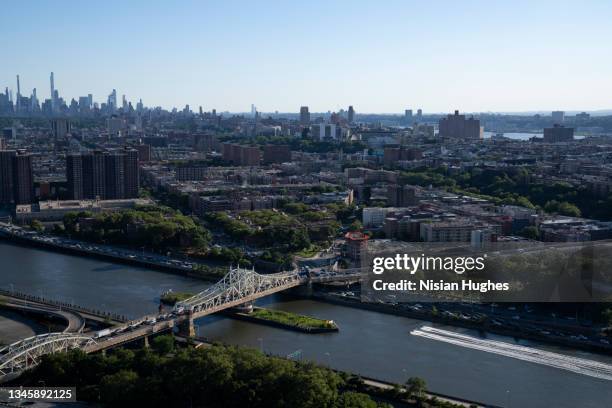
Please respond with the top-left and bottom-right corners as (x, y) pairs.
(143, 335), (150, 348)
(233, 301), (254, 313)
(177, 312), (196, 337)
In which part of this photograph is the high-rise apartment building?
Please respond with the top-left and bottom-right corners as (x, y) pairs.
(551, 110), (565, 124)
(263, 145), (291, 164)
(193, 133), (216, 152)
(404, 109), (413, 123)
(299, 106), (310, 125)
(12, 151), (34, 205)
(222, 143), (261, 166)
(0, 150), (16, 204)
(348, 106), (355, 124)
(543, 124), (574, 143)
(69, 149), (139, 200)
(134, 143), (151, 162)
(386, 185), (418, 207)
(51, 118), (71, 139)
(123, 148), (139, 198)
(438, 110), (483, 140)
(66, 154), (84, 199)
(82, 151), (107, 199)
(104, 153), (125, 200)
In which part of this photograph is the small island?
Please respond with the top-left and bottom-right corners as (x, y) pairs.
(160, 291), (193, 305)
(160, 291), (338, 333)
(231, 307), (339, 333)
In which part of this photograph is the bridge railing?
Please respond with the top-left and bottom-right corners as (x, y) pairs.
(0, 333), (96, 380)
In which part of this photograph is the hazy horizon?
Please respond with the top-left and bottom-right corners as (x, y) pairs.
(2, 0), (612, 113)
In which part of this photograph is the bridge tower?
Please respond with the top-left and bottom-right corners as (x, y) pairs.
(177, 312), (196, 338)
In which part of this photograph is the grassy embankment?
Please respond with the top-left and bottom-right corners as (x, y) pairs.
(250, 308), (337, 330)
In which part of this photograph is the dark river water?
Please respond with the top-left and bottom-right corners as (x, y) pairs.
(1, 241), (611, 407)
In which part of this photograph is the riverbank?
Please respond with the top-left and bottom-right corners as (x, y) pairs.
(226, 307), (339, 334)
(0, 223), (223, 282)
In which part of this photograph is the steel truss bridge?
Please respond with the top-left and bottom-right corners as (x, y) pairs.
(0, 333), (96, 381)
(176, 267), (304, 317)
(0, 267), (361, 382)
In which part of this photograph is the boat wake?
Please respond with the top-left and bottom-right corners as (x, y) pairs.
(410, 326), (612, 381)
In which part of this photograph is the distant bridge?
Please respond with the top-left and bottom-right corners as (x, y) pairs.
(0, 267), (361, 382)
(0, 333), (96, 382)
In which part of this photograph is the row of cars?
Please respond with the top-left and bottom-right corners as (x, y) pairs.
(92, 310), (185, 340)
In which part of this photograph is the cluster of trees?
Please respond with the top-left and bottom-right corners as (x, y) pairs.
(217, 134), (368, 154)
(60, 206), (210, 251)
(205, 246), (250, 266)
(398, 167), (611, 219)
(259, 250), (294, 269)
(205, 210), (311, 252)
(204, 202), (356, 267)
(21, 341), (391, 408)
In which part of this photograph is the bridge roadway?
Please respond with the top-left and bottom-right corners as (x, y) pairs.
(0, 297), (86, 333)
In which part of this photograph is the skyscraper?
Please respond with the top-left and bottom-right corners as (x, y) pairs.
(50, 72), (56, 113)
(123, 148), (139, 198)
(66, 154), (84, 200)
(82, 151), (106, 199)
(12, 151), (34, 205)
(30, 88), (39, 112)
(108, 89), (117, 112)
(51, 119), (71, 139)
(0, 150), (16, 204)
(348, 106), (355, 124)
(552, 110), (565, 124)
(404, 109), (413, 123)
(104, 152), (125, 199)
(300, 106), (310, 125)
(15, 76), (21, 114)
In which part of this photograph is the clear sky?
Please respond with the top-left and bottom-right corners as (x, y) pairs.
(2, 0), (612, 113)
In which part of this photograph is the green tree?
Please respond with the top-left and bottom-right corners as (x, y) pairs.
(520, 226), (540, 240)
(151, 335), (174, 354)
(335, 391), (378, 408)
(405, 376), (427, 400)
(31, 219), (44, 232)
(349, 220), (363, 232)
(99, 370), (139, 407)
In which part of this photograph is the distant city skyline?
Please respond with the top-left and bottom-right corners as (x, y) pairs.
(2, 1), (612, 113)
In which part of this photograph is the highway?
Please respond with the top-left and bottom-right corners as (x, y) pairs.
(0, 296), (85, 333)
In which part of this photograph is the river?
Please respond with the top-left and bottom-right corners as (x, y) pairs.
(0, 241), (610, 407)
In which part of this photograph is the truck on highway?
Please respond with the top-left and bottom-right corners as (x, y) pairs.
(93, 328), (112, 339)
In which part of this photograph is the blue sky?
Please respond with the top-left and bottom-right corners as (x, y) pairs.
(2, 0), (612, 113)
